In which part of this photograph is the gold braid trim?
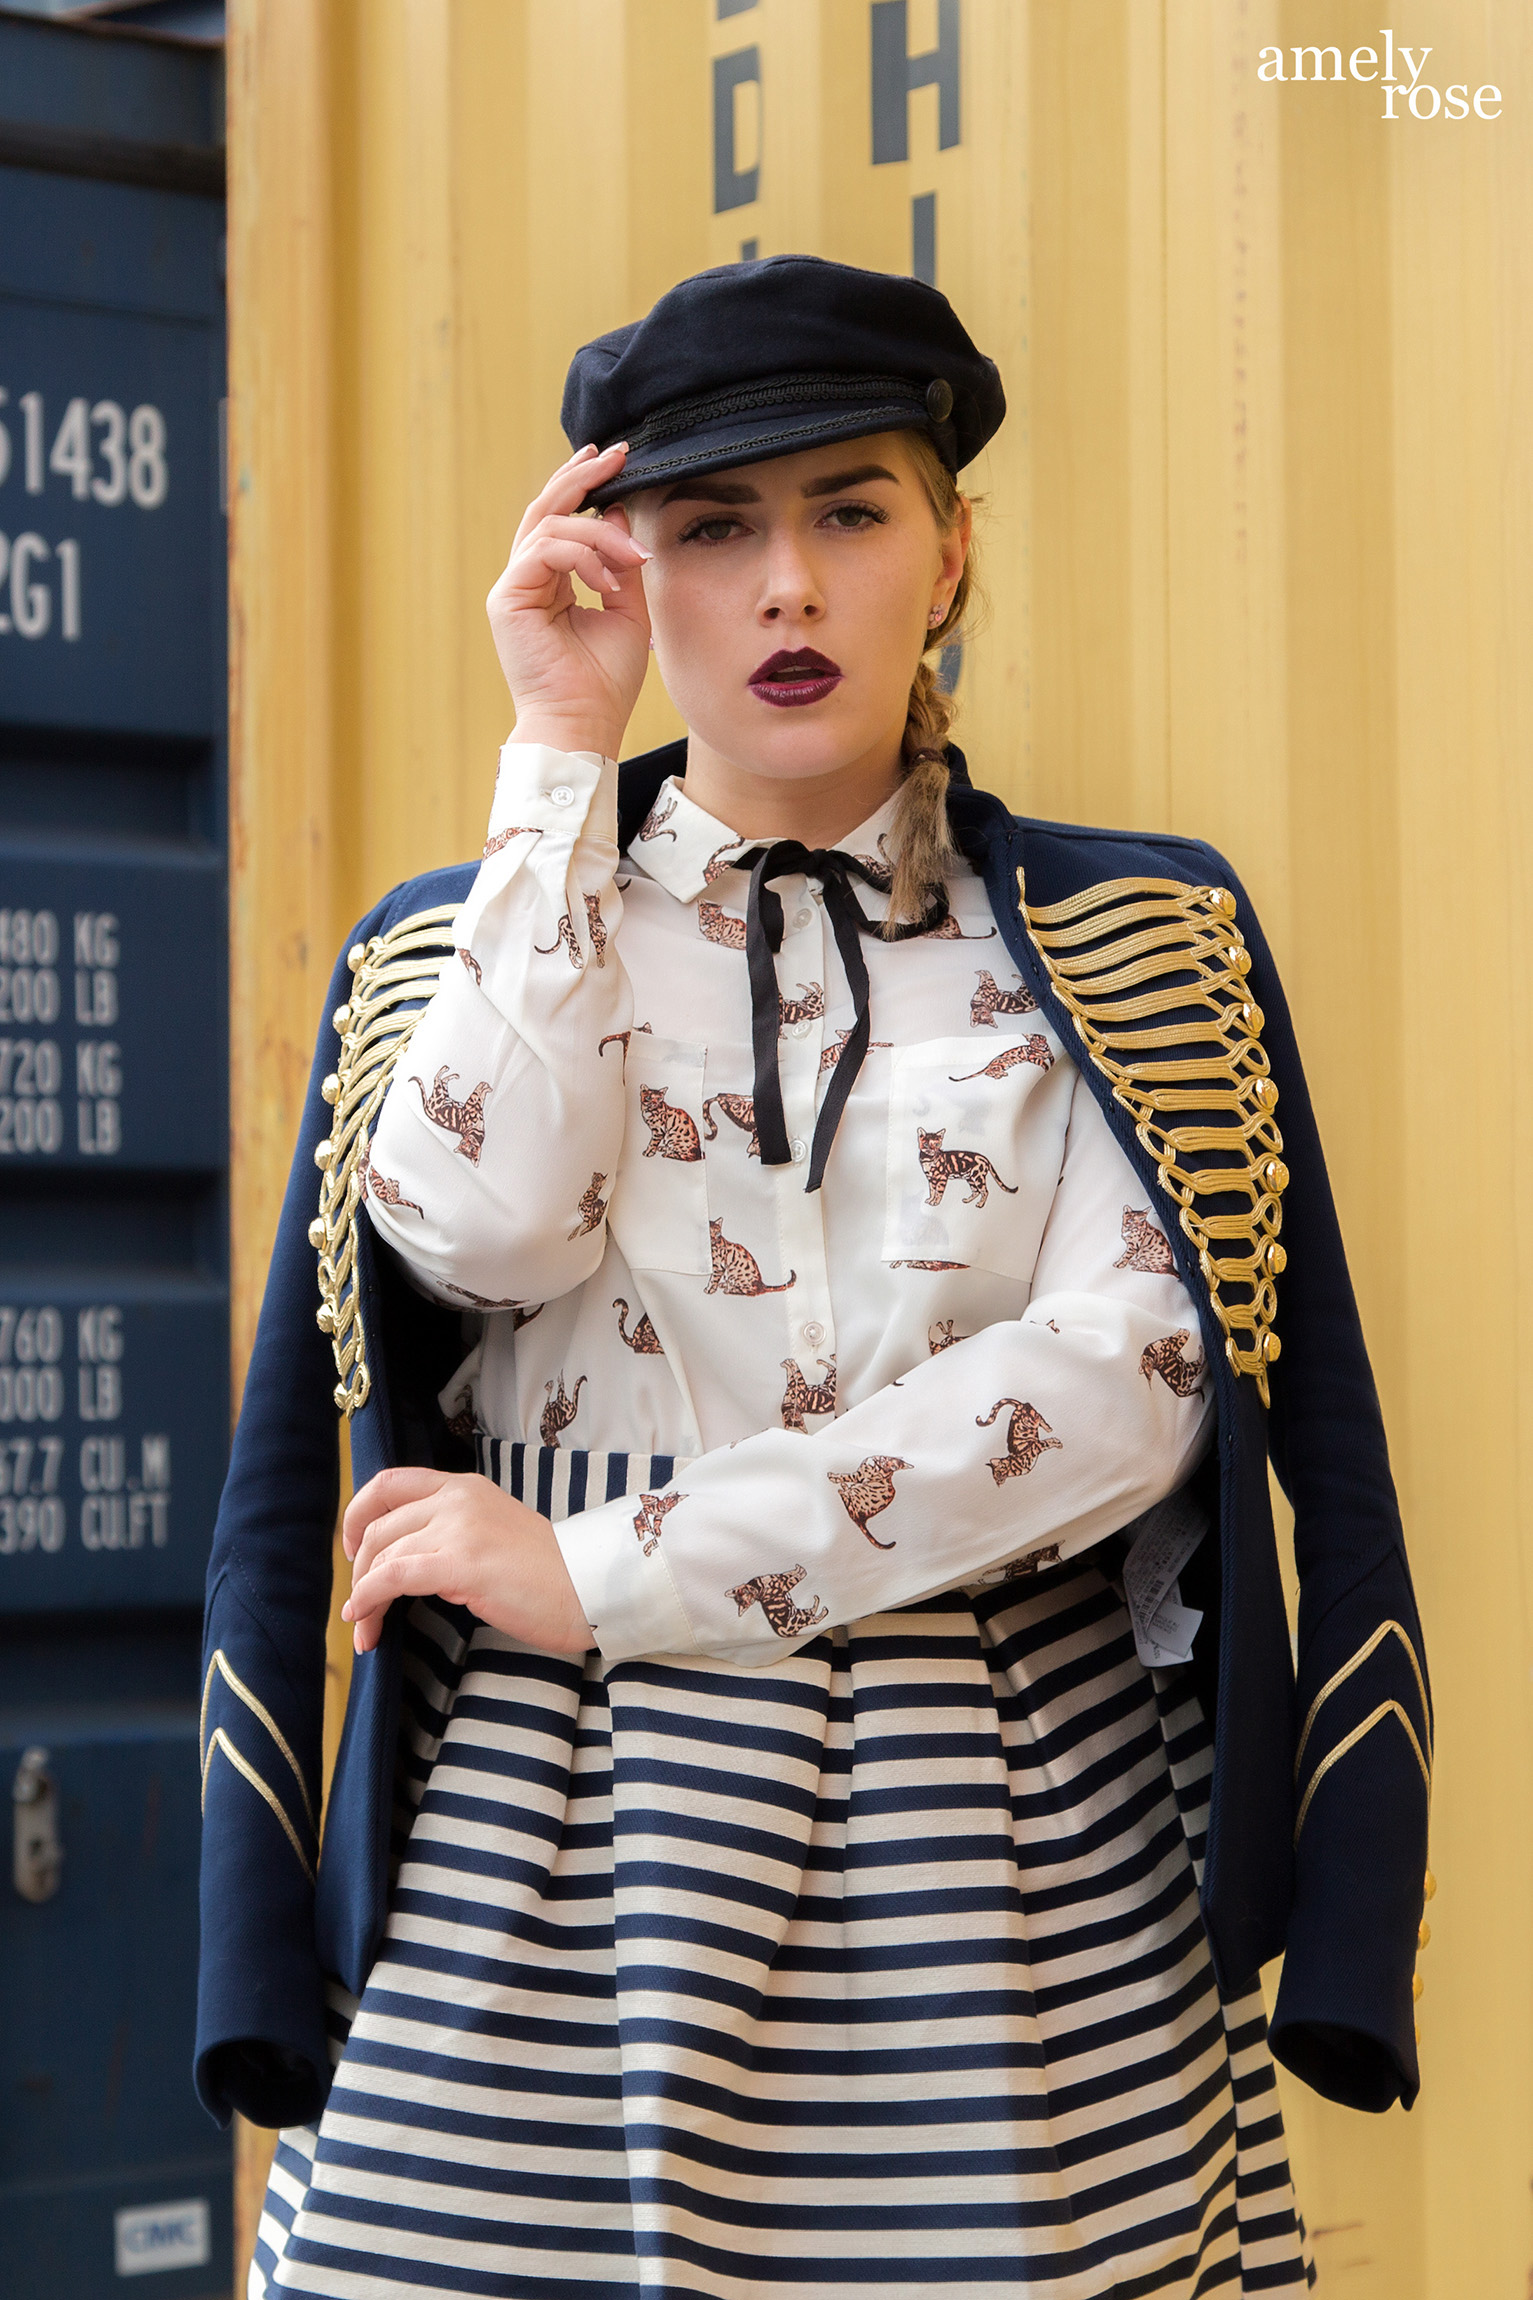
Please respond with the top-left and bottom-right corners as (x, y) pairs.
(1294, 1618), (1433, 1784)
(1293, 1700), (1431, 1844)
(199, 1648), (319, 1883)
(309, 902), (460, 1415)
(1019, 872), (1288, 1404)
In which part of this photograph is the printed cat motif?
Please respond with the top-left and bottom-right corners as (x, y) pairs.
(698, 902), (748, 949)
(701, 1092), (760, 1156)
(444, 1281), (518, 1310)
(780, 1355), (836, 1432)
(969, 1541), (1064, 1587)
(778, 981), (825, 1030)
(851, 834), (895, 891)
(729, 1564), (831, 1639)
(827, 1455), (910, 1548)
(639, 792), (679, 843)
(639, 1085), (702, 1162)
(1140, 1331), (1206, 1397)
(891, 1258), (970, 1271)
(613, 1296), (663, 1354)
(513, 1303), (544, 1331)
(633, 1490), (682, 1556)
(928, 1319), (965, 1353)
(702, 841), (748, 883)
(917, 1127), (1019, 1210)
(970, 969), (1040, 1029)
(534, 907), (584, 969)
(359, 1148), (422, 1216)
(482, 825), (542, 859)
(584, 893), (608, 968)
(819, 1028), (892, 1075)
(457, 946), (482, 988)
(976, 1398), (1062, 1484)
(410, 1065), (492, 1164)
(567, 1171), (609, 1240)
(949, 1035), (1054, 1083)
(1115, 1206), (1176, 1274)
(706, 1219), (795, 1296)
(540, 1372), (588, 1447)
(925, 912), (996, 942)
(598, 1024), (653, 1069)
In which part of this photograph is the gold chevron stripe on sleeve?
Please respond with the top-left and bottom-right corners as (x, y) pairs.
(308, 902), (461, 1415)
(200, 1647), (318, 1837)
(1294, 1618), (1433, 1781)
(1020, 871), (1287, 1404)
(1293, 1699), (1432, 1844)
(200, 1728), (316, 1884)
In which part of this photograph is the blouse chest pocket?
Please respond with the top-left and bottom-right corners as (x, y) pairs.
(607, 1034), (711, 1277)
(882, 1034), (1071, 1282)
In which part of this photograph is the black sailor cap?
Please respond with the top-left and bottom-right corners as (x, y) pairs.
(563, 253), (1005, 507)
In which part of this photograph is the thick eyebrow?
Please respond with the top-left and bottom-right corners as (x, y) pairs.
(656, 460), (903, 510)
(658, 477), (762, 507)
(800, 463), (901, 497)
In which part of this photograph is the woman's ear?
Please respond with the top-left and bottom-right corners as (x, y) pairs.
(940, 497), (973, 592)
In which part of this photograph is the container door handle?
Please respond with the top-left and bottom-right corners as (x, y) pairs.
(13, 1745), (62, 1902)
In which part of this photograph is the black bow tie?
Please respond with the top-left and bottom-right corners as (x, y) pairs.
(729, 840), (948, 1192)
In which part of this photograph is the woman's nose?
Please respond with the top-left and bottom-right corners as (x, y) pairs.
(757, 534), (824, 622)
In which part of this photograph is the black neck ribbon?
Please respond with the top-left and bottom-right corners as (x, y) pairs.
(730, 841), (948, 1192)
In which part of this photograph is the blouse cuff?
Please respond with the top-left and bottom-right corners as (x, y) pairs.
(488, 740), (616, 844)
(554, 1490), (700, 1663)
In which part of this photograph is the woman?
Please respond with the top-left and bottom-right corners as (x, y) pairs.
(199, 258), (1430, 2297)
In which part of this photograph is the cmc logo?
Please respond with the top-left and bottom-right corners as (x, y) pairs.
(113, 2198), (211, 2278)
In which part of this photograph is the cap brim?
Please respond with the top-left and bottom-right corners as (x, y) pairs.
(582, 393), (955, 508)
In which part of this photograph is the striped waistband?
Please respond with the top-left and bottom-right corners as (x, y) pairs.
(476, 1439), (696, 1524)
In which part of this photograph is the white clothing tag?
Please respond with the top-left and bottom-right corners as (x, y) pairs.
(1123, 1491), (1209, 1669)
(1135, 1583), (1205, 1668)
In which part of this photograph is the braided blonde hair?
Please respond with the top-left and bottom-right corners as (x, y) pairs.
(884, 429), (980, 934)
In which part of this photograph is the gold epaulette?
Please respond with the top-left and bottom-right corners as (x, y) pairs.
(308, 902), (460, 1415)
(1020, 872), (1288, 1404)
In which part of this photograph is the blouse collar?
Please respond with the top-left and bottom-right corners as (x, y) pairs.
(624, 774), (901, 906)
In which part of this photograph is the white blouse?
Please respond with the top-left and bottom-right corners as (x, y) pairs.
(365, 743), (1214, 1669)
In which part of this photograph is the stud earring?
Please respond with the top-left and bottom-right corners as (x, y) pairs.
(928, 605), (945, 628)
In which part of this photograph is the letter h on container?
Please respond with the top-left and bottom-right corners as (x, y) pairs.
(872, 0), (961, 163)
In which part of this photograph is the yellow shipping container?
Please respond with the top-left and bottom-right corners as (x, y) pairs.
(226, 4), (1533, 2291)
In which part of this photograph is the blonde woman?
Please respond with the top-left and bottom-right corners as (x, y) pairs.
(199, 257), (1429, 2298)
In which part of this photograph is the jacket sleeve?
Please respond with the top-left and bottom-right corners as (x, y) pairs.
(194, 922), (371, 2131)
(1217, 850), (1432, 2113)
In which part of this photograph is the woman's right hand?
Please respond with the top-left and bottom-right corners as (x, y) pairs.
(487, 442), (651, 759)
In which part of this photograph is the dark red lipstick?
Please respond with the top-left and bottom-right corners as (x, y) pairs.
(748, 647), (844, 708)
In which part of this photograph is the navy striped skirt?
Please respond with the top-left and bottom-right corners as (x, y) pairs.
(253, 1446), (1313, 2297)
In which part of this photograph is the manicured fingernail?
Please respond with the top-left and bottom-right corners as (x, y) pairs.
(605, 573), (622, 593)
(631, 544), (653, 562)
(341, 1601), (353, 1621)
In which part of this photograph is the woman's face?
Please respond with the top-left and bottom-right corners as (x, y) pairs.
(626, 431), (969, 785)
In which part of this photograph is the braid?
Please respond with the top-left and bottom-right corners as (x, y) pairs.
(884, 431), (981, 935)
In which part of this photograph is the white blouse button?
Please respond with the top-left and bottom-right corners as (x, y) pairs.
(793, 907), (813, 930)
(802, 1320), (826, 1347)
(549, 785), (576, 807)
(790, 1020), (811, 1039)
(790, 1138), (808, 1163)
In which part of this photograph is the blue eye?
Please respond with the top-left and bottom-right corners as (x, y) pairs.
(823, 502), (887, 530)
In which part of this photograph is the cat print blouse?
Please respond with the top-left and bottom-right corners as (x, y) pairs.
(364, 742), (1214, 1668)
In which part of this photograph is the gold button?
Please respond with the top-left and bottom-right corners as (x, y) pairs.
(1424, 1869), (1437, 1902)
(308, 1217), (327, 1249)
(313, 1137), (335, 1168)
(1418, 1920), (1431, 1951)
(321, 1073), (340, 1105)
(316, 1303), (335, 1334)
(1264, 1158), (1289, 1192)
(1261, 1330), (1282, 1362)
(332, 1002), (352, 1031)
(1211, 887), (1237, 916)
(1266, 1241), (1287, 1275)
(1412, 1973), (1424, 2002)
(347, 943), (367, 971)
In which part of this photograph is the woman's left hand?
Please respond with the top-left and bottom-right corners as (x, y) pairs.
(341, 1467), (594, 1658)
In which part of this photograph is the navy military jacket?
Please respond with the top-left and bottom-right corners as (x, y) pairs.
(196, 744), (1432, 2131)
